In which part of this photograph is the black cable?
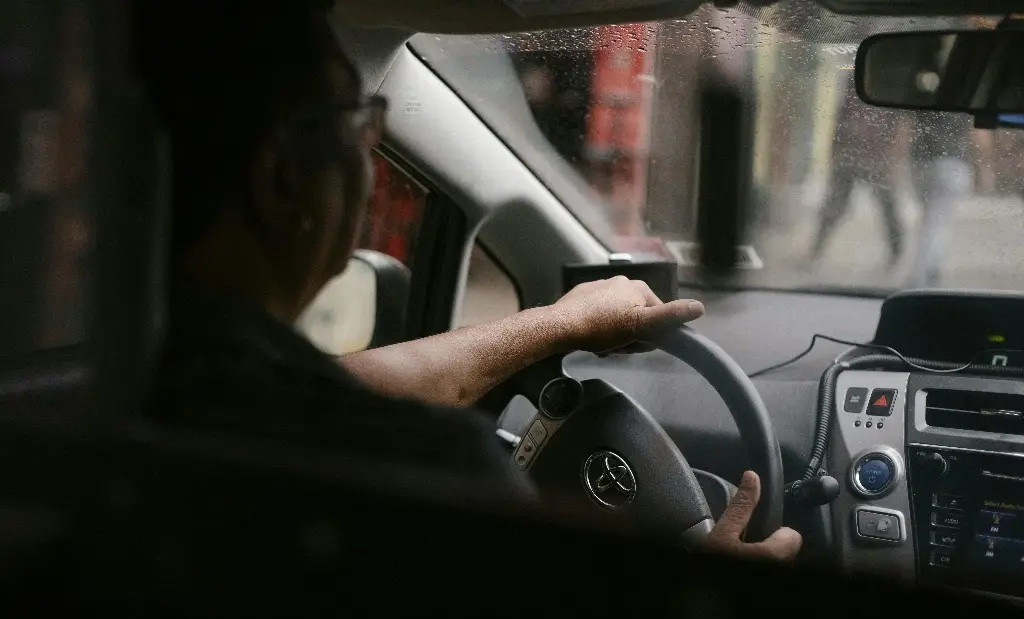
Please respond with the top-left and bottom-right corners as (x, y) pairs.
(794, 351), (1024, 487)
(802, 360), (846, 480)
(747, 334), (829, 378)
(748, 333), (1024, 378)
(758, 335), (1024, 488)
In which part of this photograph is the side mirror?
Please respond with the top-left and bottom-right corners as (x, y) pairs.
(296, 249), (410, 355)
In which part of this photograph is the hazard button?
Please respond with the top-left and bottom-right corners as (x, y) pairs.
(867, 389), (897, 417)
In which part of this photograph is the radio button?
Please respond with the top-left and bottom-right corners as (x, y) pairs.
(969, 536), (1024, 571)
(932, 509), (965, 529)
(976, 510), (1017, 537)
(931, 529), (960, 547)
(933, 494), (964, 511)
(930, 550), (955, 568)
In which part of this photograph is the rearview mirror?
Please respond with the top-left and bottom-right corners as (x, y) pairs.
(856, 29), (1024, 114)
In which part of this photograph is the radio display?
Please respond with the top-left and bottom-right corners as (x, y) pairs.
(969, 494), (1024, 575)
(874, 292), (1024, 365)
(910, 448), (1024, 596)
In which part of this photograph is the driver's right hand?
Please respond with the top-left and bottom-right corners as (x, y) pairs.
(703, 471), (803, 562)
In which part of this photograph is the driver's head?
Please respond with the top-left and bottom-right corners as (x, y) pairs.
(135, 0), (384, 319)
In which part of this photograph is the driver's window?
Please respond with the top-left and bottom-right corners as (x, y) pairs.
(298, 152), (427, 355)
(358, 153), (428, 270)
(456, 245), (521, 328)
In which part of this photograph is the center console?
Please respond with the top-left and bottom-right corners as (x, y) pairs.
(828, 291), (1024, 599)
(909, 445), (1024, 596)
(830, 371), (1024, 598)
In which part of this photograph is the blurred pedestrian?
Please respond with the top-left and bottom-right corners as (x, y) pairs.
(895, 31), (994, 288)
(896, 112), (975, 288)
(809, 72), (904, 267)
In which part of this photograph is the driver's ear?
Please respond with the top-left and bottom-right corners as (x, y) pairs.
(250, 133), (303, 234)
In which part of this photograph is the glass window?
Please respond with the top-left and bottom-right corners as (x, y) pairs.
(359, 152), (427, 268)
(298, 152), (427, 355)
(0, 0), (93, 354)
(423, 6), (1024, 294)
(456, 244), (521, 328)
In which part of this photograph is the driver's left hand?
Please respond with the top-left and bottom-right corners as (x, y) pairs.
(703, 471), (802, 562)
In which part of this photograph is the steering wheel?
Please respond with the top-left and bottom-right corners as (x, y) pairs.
(499, 326), (784, 545)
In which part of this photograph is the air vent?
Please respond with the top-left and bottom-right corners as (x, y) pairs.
(925, 389), (1024, 435)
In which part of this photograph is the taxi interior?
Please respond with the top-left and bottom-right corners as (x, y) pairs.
(4, 0), (1024, 613)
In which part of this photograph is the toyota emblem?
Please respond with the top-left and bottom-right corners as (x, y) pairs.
(582, 450), (636, 509)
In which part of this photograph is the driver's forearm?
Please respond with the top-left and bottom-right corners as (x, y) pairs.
(338, 306), (574, 408)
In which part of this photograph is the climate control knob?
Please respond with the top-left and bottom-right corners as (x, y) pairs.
(916, 451), (949, 481)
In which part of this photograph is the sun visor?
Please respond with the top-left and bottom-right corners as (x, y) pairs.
(816, 0), (1024, 15)
(333, 0), (708, 34)
(501, 0), (695, 17)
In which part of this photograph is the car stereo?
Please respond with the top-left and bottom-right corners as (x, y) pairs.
(908, 446), (1024, 597)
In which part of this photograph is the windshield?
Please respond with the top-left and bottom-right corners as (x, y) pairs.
(418, 3), (1024, 295)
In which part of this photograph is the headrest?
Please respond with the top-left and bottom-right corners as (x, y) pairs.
(90, 82), (171, 417)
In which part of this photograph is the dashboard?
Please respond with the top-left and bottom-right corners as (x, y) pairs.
(501, 288), (1024, 600)
(831, 369), (1024, 598)
(831, 291), (1024, 599)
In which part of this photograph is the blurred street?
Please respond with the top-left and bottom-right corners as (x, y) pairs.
(458, 185), (1024, 318)
(423, 5), (1024, 325)
(490, 4), (1024, 298)
(753, 184), (1024, 292)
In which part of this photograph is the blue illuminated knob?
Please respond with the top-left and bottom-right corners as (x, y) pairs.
(857, 458), (892, 492)
(850, 449), (902, 498)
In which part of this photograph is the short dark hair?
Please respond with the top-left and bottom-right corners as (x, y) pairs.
(134, 0), (344, 253)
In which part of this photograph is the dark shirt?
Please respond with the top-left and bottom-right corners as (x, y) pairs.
(150, 281), (537, 509)
(145, 281), (699, 613)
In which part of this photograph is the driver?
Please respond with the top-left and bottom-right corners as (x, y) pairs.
(137, 0), (801, 563)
